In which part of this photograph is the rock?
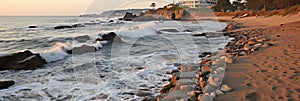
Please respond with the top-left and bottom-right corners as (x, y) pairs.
(203, 84), (218, 93)
(141, 96), (156, 101)
(257, 36), (271, 42)
(180, 85), (195, 91)
(98, 32), (122, 43)
(199, 78), (206, 88)
(160, 83), (175, 93)
(223, 23), (241, 31)
(220, 84), (233, 92)
(120, 12), (136, 21)
(204, 32), (224, 38)
(225, 57), (234, 64)
(54, 25), (72, 29)
(215, 89), (224, 95)
(193, 32), (206, 37)
(0, 80), (15, 89)
(0, 50), (46, 70)
(68, 45), (96, 54)
(243, 44), (251, 51)
(187, 91), (195, 97)
(72, 24), (85, 28)
(248, 40), (258, 46)
(183, 29), (193, 32)
(200, 93), (215, 101)
(133, 15), (167, 21)
(198, 95), (203, 101)
(158, 28), (179, 32)
(261, 43), (271, 48)
(200, 59), (212, 65)
(136, 90), (153, 97)
(201, 52), (212, 56)
(208, 75), (221, 87)
(74, 35), (90, 43)
(201, 66), (212, 73)
(28, 25), (37, 28)
(108, 20), (114, 23)
(98, 93), (108, 99)
(142, 5), (189, 20)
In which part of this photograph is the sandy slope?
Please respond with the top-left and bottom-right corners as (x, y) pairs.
(217, 13), (300, 27)
(215, 15), (300, 101)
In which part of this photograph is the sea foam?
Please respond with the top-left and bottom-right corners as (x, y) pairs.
(39, 42), (71, 62)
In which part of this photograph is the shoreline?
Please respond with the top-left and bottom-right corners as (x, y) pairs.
(215, 15), (300, 100)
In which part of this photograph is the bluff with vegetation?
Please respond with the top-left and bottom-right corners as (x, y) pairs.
(141, 5), (190, 20)
(213, 0), (300, 12)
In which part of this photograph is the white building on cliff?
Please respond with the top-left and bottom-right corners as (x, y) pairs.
(179, 0), (217, 8)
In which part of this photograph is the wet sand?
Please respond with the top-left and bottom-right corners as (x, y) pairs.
(216, 15), (300, 101)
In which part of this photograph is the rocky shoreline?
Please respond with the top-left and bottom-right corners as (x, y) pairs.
(0, 32), (123, 89)
(156, 22), (272, 101)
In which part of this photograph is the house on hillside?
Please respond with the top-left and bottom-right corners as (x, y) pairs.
(179, 0), (217, 8)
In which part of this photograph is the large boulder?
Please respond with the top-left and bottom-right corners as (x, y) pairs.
(120, 12), (137, 21)
(67, 45), (96, 54)
(0, 80), (15, 89)
(0, 50), (46, 70)
(54, 25), (72, 29)
(28, 25), (37, 28)
(96, 32), (122, 43)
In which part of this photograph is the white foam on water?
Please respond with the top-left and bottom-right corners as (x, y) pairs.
(39, 42), (71, 62)
(0, 52), (11, 57)
(115, 21), (157, 39)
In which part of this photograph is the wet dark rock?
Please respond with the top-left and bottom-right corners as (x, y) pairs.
(54, 25), (72, 29)
(0, 80), (15, 89)
(193, 33), (206, 37)
(141, 96), (156, 101)
(108, 20), (114, 23)
(183, 29), (193, 32)
(98, 93), (108, 99)
(0, 50), (46, 70)
(74, 35), (90, 43)
(97, 32), (122, 43)
(223, 23), (242, 31)
(28, 25), (37, 28)
(201, 52), (212, 56)
(158, 29), (179, 32)
(119, 12), (137, 21)
(136, 90), (153, 97)
(122, 92), (135, 95)
(67, 45), (96, 54)
(72, 24), (85, 28)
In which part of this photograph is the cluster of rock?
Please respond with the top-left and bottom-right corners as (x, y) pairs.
(68, 32), (122, 54)
(144, 4), (190, 20)
(156, 23), (272, 101)
(0, 80), (15, 90)
(0, 32), (123, 89)
(223, 28), (272, 57)
(156, 52), (231, 101)
(119, 5), (190, 21)
(0, 50), (46, 70)
(118, 12), (137, 21)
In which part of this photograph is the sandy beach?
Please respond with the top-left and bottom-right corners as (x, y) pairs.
(216, 14), (300, 101)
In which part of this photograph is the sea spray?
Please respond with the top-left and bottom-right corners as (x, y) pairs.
(39, 42), (72, 62)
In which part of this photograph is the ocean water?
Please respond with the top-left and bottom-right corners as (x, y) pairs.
(0, 16), (228, 100)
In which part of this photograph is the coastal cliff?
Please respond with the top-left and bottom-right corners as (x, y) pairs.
(142, 6), (190, 20)
(120, 4), (191, 21)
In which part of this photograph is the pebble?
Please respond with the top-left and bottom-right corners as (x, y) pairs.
(225, 57), (234, 64)
(215, 89), (225, 95)
(220, 84), (233, 92)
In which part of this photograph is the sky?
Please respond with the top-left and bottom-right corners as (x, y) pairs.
(0, 0), (179, 16)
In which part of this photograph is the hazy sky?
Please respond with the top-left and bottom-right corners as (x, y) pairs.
(0, 0), (178, 16)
